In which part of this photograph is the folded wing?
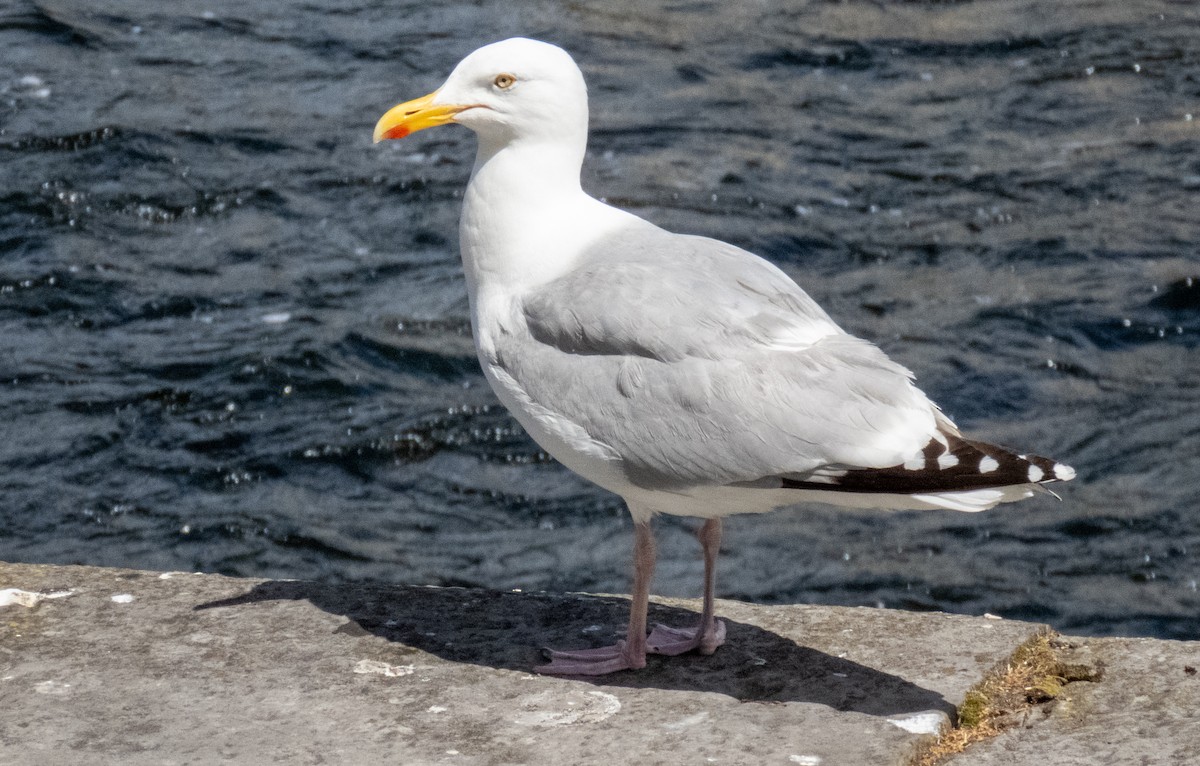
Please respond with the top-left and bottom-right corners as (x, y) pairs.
(496, 222), (953, 492)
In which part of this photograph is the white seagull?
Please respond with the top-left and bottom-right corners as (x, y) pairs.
(373, 38), (1075, 675)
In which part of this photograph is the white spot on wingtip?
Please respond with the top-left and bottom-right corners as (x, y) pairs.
(979, 456), (999, 474)
(1028, 465), (1045, 482)
(887, 712), (945, 735)
(110, 594), (134, 604)
(937, 453), (959, 469)
(1053, 463), (1076, 481)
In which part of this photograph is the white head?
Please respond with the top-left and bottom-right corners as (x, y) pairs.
(374, 38), (589, 156)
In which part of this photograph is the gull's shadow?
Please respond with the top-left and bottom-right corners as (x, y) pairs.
(196, 580), (954, 718)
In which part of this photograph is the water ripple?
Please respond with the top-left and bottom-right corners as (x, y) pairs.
(1, 0), (1197, 639)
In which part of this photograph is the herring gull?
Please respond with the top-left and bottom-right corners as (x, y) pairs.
(373, 38), (1075, 676)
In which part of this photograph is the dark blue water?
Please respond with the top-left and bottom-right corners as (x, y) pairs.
(2, 1), (1198, 640)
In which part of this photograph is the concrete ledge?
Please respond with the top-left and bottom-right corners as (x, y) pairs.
(0, 561), (1194, 765)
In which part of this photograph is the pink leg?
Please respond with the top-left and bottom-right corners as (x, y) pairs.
(646, 517), (727, 656)
(535, 520), (656, 676)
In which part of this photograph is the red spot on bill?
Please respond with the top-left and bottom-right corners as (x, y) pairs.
(383, 124), (411, 140)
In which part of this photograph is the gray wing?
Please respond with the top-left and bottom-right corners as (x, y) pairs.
(522, 225), (841, 363)
(497, 222), (940, 490)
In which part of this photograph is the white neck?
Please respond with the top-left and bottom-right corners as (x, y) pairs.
(458, 138), (628, 302)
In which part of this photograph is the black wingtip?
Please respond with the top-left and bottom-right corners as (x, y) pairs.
(780, 432), (1075, 495)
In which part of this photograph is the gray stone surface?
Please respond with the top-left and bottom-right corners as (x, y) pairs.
(947, 635), (1200, 766)
(1, 561), (1043, 765)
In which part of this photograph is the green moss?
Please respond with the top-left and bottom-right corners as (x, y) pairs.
(1060, 662), (1104, 683)
(1026, 675), (1066, 703)
(919, 631), (1103, 766)
(958, 690), (990, 728)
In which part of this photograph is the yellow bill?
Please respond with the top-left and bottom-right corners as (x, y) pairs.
(373, 91), (467, 143)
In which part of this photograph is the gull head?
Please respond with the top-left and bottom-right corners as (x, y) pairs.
(373, 38), (588, 150)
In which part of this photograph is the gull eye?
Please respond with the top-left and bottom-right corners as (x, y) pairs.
(493, 73), (517, 90)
